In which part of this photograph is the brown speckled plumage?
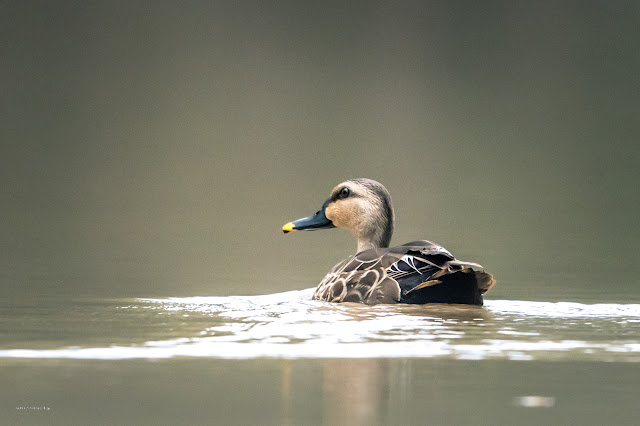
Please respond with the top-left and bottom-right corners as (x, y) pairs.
(283, 179), (495, 305)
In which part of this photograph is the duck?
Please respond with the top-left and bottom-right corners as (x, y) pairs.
(282, 178), (495, 305)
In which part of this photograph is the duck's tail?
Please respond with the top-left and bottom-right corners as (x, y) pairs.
(400, 268), (495, 306)
(475, 270), (496, 294)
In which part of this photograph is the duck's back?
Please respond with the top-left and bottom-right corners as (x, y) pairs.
(312, 240), (495, 305)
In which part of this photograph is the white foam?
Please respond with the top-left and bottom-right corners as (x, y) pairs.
(485, 300), (640, 318)
(1, 291), (639, 361)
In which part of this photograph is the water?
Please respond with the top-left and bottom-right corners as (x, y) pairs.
(1, 291), (639, 425)
(2, 290), (639, 362)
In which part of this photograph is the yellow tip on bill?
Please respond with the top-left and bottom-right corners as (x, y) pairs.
(282, 222), (296, 232)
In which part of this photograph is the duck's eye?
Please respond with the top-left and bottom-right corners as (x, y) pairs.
(338, 187), (350, 198)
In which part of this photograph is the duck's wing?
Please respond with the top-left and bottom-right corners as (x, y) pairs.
(312, 251), (402, 304)
(312, 240), (493, 305)
(310, 243), (417, 305)
(390, 240), (494, 304)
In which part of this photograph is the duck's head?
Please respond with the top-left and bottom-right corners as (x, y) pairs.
(283, 178), (394, 252)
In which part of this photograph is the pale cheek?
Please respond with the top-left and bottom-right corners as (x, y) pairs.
(325, 201), (358, 230)
(325, 205), (337, 223)
(325, 206), (342, 227)
(326, 204), (349, 229)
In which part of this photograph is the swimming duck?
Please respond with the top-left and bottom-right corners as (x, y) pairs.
(282, 178), (495, 305)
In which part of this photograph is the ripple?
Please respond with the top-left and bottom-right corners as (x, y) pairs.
(1, 289), (639, 361)
(486, 300), (640, 318)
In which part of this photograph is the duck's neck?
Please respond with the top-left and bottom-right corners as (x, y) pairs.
(355, 216), (394, 253)
(357, 239), (380, 253)
(350, 187), (395, 253)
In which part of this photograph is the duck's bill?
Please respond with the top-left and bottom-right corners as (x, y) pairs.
(282, 203), (335, 233)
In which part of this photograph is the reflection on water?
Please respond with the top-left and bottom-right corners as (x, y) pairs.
(2, 357), (638, 425)
(512, 395), (556, 408)
(1, 289), (639, 362)
(322, 359), (388, 425)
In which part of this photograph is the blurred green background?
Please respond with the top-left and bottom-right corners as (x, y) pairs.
(2, 1), (638, 302)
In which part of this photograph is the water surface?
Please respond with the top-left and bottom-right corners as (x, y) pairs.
(2, 290), (639, 362)
(2, 291), (639, 425)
